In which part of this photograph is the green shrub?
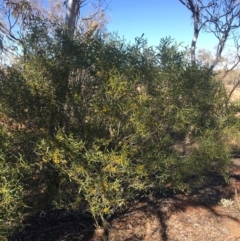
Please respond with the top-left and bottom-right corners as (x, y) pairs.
(0, 126), (32, 240)
(0, 23), (231, 235)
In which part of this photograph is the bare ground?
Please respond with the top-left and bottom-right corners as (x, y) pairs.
(12, 159), (240, 241)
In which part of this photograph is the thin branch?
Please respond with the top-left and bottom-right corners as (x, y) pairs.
(228, 77), (240, 101)
(0, 22), (21, 43)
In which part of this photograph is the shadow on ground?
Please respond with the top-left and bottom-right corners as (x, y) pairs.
(10, 164), (240, 241)
(10, 210), (96, 241)
(108, 172), (240, 241)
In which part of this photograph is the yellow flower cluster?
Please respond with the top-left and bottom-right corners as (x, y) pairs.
(137, 164), (144, 171)
(102, 207), (110, 214)
(104, 164), (117, 173)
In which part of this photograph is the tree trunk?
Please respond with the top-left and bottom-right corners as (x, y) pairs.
(65, 0), (80, 31)
(191, 7), (200, 65)
(179, 0), (201, 65)
(48, 0), (80, 136)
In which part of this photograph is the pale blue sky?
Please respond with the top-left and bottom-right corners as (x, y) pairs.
(41, 0), (236, 53)
(104, 0), (232, 52)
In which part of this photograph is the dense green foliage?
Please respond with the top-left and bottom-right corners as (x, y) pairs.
(0, 21), (232, 238)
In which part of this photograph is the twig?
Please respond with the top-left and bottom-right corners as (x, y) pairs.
(228, 78), (240, 101)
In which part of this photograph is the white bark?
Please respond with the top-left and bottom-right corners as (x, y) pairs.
(179, 0), (202, 65)
(191, 1), (200, 65)
(179, 0), (240, 70)
(65, 0), (80, 31)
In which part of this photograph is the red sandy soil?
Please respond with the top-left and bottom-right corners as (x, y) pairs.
(12, 159), (240, 241)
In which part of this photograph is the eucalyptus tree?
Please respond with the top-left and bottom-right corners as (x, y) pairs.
(179, 0), (240, 70)
(65, 0), (81, 30)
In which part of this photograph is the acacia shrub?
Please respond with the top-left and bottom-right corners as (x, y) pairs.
(0, 28), (231, 232)
(33, 37), (230, 224)
(0, 125), (33, 240)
